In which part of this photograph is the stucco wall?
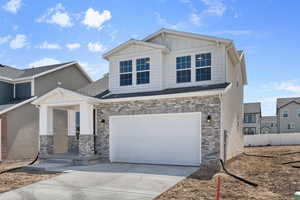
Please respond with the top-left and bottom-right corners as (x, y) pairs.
(95, 95), (221, 164)
(6, 103), (39, 160)
(34, 64), (91, 97)
(221, 53), (244, 160)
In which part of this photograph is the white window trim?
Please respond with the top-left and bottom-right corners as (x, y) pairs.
(119, 60), (133, 86)
(136, 57), (150, 85)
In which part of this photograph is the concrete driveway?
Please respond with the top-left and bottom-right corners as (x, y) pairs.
(0, 163), (198, 200)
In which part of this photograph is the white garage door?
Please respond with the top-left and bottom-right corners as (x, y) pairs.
(109, 112), (201, 166)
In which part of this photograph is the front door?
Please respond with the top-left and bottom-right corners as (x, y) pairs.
(53, 110), (68, 153)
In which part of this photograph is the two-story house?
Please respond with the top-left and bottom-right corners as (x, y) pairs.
(32, 29), (247, 166)
(261, 116), (277, 134)
(277, 97), (300, 133)
(0, 62), (92, 161)
(243, 102), (261, 134)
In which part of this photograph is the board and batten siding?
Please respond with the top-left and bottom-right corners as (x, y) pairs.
(108, 33), (227, 94)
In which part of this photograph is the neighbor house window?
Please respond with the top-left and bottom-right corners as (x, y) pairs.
(244, 113), (256, 123)
(136, 57), (150, 84)
(244, 127), (256, 135)
(283, 110), (288, 118)
(176, 56), (191, 83)
(120, 60), (132, 86)
(196, 53), (211, 81)
(288, 123), (295, 129)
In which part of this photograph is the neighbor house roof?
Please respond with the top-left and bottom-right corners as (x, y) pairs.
(78, 74), (109, 97)
(0, 97), (37, 115)
(277, 97), (300, 109)
(244, 102), (261, 114)
(261, 116), (277, 122)
(0, 61), (92, 82)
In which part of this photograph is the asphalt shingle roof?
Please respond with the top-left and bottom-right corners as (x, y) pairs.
(277, 97), (300, 109)
(0, 61), (74, 79)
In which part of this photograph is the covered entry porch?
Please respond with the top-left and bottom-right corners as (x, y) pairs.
(32, 88), (100, 158)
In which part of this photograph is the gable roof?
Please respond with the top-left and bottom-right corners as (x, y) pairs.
(277, 97), (300, 110)
(143, 28), (232, 44)
(0, 61), (92, 82)
(78, 74), (108, 97)
(244, 102), (261, 114)
(103, 39), (169, 60)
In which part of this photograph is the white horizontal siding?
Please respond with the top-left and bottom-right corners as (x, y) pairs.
(108, 33), (227, 94)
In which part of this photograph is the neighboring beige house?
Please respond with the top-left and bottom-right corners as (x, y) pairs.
(243, 102), (261, 135)
(261, 116), (277, 134)
(277, 97), (300, 133)
(0, 62), (92, 161)
(32, 28), (247, 166)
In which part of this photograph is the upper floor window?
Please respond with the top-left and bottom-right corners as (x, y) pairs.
(196, 53), (211, 81)
(288, 123), (295, 130)
(283, 110), (288, 118)
(244, 127), (256, 135)
(136, 57), (150, 84)
(176, 56), (191, 83)
(15, 82), (31, 99)
(120, 60), (132, 86)
(244, 113), (256, 123)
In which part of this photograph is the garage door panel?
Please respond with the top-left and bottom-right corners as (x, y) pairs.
(110, 112), (201, 166)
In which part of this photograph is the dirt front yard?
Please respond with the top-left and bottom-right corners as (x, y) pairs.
(0, 161), (59, 193)
(156, 146), (300, 200)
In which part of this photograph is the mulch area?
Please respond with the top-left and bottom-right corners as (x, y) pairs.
(0, 161), (59, 193)
(155, 146), (300, 200)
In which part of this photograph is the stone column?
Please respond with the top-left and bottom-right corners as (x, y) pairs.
(39, 105), (54, 156)
(67, 110), (78, 154)
(79, 102), (95, 157)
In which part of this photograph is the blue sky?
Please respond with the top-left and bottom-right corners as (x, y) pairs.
(0, 0), (299, 116)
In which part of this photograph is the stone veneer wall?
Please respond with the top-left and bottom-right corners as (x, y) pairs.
(95, 95), (221, 164)
(79, 135), (95, 157)
(68, 136), (79, 154)
(40, 135), (53, 156)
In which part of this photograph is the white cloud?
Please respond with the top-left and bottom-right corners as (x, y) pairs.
(29, 58), (60, 68)
(36, 41), (61, 49)
(189, 13), (201, 26)
(9, 34), (27, 49)
(155, 12), (185, 30)
(214, 30), (253, 36)
(78, 61), (107, 80)
(201, 0), (226, 16)
(274, 81), (300, 95)
(66, 43), (81, 50)
(2, 0), (22, 14)
(87, 42), (105, 52)
(82, 8), (111, 29)
(0, 35), (11, 45)
(36, 3), (73, 28)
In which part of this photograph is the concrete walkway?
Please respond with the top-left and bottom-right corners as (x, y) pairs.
(0, 163), (198, 200)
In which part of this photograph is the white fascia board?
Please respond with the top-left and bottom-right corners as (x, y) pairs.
(0, 76), (13, 83)
(32, 87), (100, 106)
(143, 28), (232, 44)
(0, 96), (37, 115)
(101, 88), (225, 103)
(102, 39), (169, 60)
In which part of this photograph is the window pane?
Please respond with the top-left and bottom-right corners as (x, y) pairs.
(136, 57), (150, 71)
(176, 56), (191, 70)
(137, 71), (150, 84)
(177, 70), (191, 83)
(120, 73), (132, 86)
(196, 68), (211, 81)
(120, 60), (132, 73)
(196, 53), (211, 67)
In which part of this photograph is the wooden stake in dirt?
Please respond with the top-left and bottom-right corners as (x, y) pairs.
(215, 176), (221, 200)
